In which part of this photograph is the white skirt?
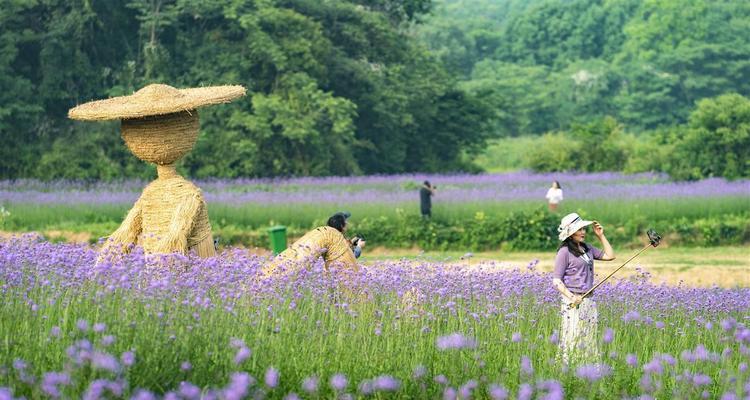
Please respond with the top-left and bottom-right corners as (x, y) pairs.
(559, 296), (600, 363)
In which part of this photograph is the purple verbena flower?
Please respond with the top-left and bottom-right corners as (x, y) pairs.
(93, 323), (106, 333)
(521, 356), (533, 376)
(264, 367), (280, 388)
(330, 373), (347, 391)
(302, 376), (319, 394)
(371, 375), (400, 392)
(121, 351), (135, 367)
(233, 347), (251, 365)
(576, 364), (612, 382)
(488, 384), (508, 400)
(518, 383), (533, 400)
(178, 382), (202, 400)
(436, 333), (477, 351)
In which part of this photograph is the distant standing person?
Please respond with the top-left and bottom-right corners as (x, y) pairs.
(419, 180), (436, 218)
(546, 181), (564, 212)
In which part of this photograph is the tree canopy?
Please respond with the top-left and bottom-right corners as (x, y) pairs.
(3, 0), (749, 180)
(418, 0), (750, 135)
(1, 0), (490, 180)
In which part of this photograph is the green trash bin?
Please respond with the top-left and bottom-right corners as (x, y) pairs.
(267, 225), (288, 255)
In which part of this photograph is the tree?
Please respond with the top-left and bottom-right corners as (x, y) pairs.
(463, 60), (558, 136)
(1, 0), (494, 179)
(667, 94), (750, 180)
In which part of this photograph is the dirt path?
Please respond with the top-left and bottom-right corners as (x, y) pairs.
(362, 246), (750, 288)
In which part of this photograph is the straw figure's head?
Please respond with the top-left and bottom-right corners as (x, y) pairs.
(121, 110), (199, 165)
(69, 83), (246, 165)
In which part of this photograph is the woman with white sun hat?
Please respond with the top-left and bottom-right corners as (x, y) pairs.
(552, 212), (615, 363)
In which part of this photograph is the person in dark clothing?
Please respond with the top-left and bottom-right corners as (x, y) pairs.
(419, 181), (436, 218)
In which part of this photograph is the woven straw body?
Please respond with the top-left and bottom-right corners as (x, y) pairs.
(138, 174), (215, 256)
(122, 111), (199, 165)
(264, 226), (358, 274)
(68, 84), (246, 121)
(102, 170), (215, 258)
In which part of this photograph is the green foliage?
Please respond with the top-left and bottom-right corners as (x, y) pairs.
(665, 93), (750, 180)
(472, 137), (539, 173)
(524, 133), (582, 173)
(463, 61), (558, 136)
(7, 198), (747, 250)
(525, 117), (626, 173)
(418, 0), (750, 137)
(519, 97), (750, 181)
(1, 0), (495, 180)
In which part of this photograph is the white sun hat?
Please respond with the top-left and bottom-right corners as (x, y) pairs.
(558, 212), (594, 241)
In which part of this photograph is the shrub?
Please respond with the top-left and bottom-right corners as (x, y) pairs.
(665, 93), (750, 180)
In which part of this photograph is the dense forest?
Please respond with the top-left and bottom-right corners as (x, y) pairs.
(419, 0), (750, 133)
(2, 0), (749, 180)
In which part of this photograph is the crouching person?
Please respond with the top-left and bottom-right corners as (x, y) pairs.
(263, 212), (360, 276)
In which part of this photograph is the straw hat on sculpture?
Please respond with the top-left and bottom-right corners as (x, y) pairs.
(69, 84), (246, 258)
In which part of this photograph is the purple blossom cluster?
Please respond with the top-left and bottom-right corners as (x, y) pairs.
(1, 172), (747, 206)
(0, 236), (749, 398)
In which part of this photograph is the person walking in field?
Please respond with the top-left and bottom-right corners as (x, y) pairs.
(419, 180), (436, 219)
(552, 213), (615, 363)
(263, 212), (362, 276)
(545, 181), (564, 212)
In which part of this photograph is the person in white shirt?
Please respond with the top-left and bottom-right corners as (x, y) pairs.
(545, 181), (564, 212)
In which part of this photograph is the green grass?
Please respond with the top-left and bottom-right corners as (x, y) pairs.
(3, 197), (746, 233)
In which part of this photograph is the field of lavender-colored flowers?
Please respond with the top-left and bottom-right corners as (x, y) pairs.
(1, 236), (749, 399)
(1, 173), (748, 244)
(2, 172), (748, 206)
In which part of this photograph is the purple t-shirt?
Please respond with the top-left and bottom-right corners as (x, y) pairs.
(553, 245), (604, 293)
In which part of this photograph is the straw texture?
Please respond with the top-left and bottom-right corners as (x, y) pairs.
(99, 171), (215, 258)
(121, 111), (199, 165)
(264, 226), (358, 275)
(139, 174), (215, 256)
(70, 83), (243, 260)
(68, 84), (246, 121)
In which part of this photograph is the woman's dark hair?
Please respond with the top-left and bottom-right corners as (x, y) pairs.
(327, 214), (347, 232)
(559, 237), (588, 256)
(423, 180), (431, 187)
(553, 181), (562, 189)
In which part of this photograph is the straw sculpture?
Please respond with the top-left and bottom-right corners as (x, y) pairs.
(264, 226), (358, 275)
(68, 84), (246, 258)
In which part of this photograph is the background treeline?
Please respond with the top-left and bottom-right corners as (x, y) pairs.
(418, 0), (750, 180)
(1, 0), (490, 180)
(2, 0), (750, 181)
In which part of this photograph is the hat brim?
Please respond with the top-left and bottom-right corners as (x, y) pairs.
(558, 220), (593, 241)
(68, 84), (246, 121)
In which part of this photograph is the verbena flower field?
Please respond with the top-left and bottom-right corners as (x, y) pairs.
(1, 172), (748, 206)
(1, 172), (748, 248)
(1, 236), (749, 399)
